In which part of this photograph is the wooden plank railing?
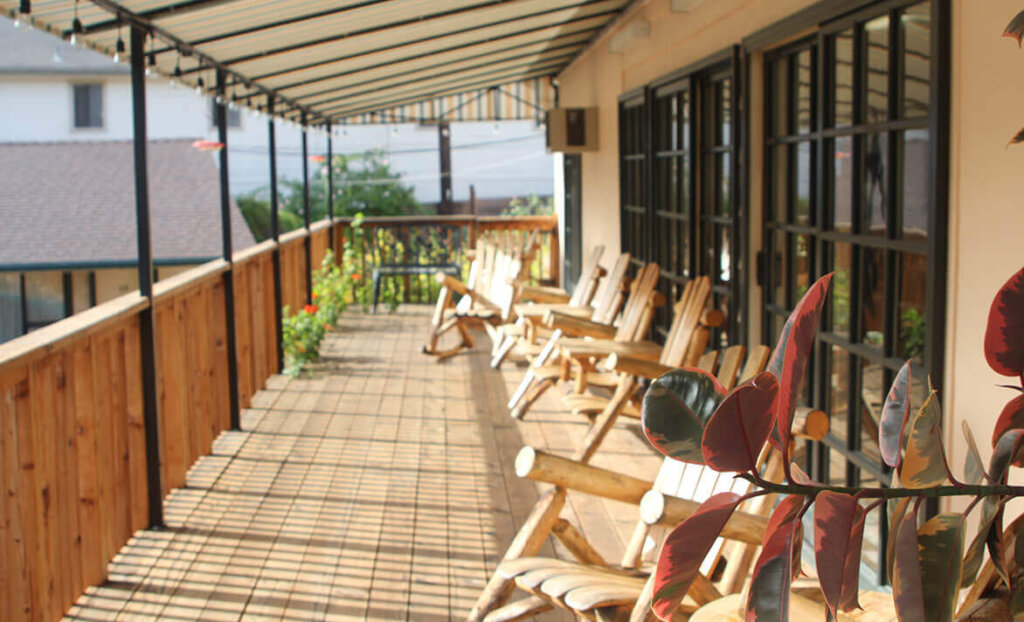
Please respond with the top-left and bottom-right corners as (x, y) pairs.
(0, 213), (557, 620)
(331, 214), (559, 305)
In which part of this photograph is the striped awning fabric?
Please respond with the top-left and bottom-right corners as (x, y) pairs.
(5, 0), (628, 125)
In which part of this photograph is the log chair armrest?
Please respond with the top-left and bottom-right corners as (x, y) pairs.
(545, 312), (617, 339)
(792, 406), (829, 441)
(515, 447), (652, 506)
(520, 285), (572, 304)
(606, 353), (676, 379)
(434, 272), (471, 296)
(700, 309), (726, 329)
(559, 340), (662, 363)
(639, 490), (768, 544)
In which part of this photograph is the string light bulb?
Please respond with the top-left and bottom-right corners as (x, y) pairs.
(15, 0), (30, 28)
(69, 0), (82, 46)
(195, 75), (205, 95)
(113, 25), (125, 64)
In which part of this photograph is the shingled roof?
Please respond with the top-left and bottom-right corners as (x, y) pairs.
(0, 139), (255, 269)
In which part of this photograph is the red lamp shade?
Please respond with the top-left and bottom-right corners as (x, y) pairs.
(191, 140), (225, 152)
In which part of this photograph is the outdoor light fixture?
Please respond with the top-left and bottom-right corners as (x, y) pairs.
(191, 140), (224, 152)
(195, 75), (205, 95)
(14, 0), (30, 28)
(69, 0), (82, 46)
(113, 26), (125, 64)
(171, 60), (182, 87)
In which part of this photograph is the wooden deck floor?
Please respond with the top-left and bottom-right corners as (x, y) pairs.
(64, 307), (664, 621)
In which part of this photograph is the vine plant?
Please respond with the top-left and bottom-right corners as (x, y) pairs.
(640, 266), (1024, 621)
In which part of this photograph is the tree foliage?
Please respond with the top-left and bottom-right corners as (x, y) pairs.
(237, 149), (426, 242)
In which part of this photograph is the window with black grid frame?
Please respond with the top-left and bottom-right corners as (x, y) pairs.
(618, 55), (742, 345)
(761, 0), (944, 585)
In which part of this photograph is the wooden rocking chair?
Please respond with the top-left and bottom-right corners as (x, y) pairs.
(422, 233), (537, 359)
(509, 275), (720, 422)
(468, 345), (783, 621)
(507, 263), (663, 419)
(482, 380), (828, 622)
(491, 249), (632, 369)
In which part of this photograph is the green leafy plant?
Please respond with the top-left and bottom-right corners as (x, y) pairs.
(281, 302), (326, 377)
(643, 266), (1024, 621)
(503, 193), (554, 216)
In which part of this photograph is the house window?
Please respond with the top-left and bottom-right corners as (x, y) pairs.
(762, 0), (942, 584)
(618, 53), (742, 344)
(210, 98), (242, 129)
(618, 94), (648, 270)
(73, 83), (103, 128)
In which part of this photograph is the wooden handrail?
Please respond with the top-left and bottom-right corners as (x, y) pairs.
(0, 291), (149, 369)
(153, 259), (230, 302)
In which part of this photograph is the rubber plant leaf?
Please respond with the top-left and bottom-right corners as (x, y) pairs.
(990, 428), (1024, 483)
(839, 507), (868, 612)
(1011, 127), (1024, 146)
(1004, 9), (1024, 46)
(962, 495), (1003, 588)
(991, 394), (1024, 461)
(891, 509), (926, 621)
(702, 371), (779, 472)
(984, 266), (1024, 377)
(963, 421), (986, 485)
(766, 274), (833, 460)
(887, 496), (910, 579)
(879, 361), (914, 468)
(651, 492), (744, 621)
(899, 391), (947, 488)
(918, 513), (966, 622)
(746, 495), (805, 622)
(813, 492), (864, 616)
(956, 596), (1012, 621)
(643, 367), (728, 464)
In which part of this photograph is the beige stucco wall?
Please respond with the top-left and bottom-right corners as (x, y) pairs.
(559, 0), (1024, 503)
(945, 0), (1024, 507)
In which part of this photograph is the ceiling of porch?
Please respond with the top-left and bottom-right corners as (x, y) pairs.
(4, 0), (631, 124)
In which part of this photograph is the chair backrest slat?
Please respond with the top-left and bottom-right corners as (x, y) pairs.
(614, 263), (661, 342)
(567, 245), (606, 307)
(590, 253), (631, 325)
(659, 277), (713, 366)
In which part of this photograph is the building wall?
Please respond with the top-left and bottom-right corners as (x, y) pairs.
(945, 0), (1024, 501)
(558, 0), (1024, 502)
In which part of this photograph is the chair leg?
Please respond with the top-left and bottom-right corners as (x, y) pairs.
(466, 488), (568, 622)
(509, 376), (554, 420)
(423, 286), (453, 354)
(371, 269), (382, 314)
(490, 335), (517, 369)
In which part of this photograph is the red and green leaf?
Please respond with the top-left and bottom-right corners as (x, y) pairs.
(991, 394), (1024, 458)
(963, 421), (986, 485)
(702, 372), (779, 472)
(879, 361), (914, 468)
(766, 274), (833, 465)
(651, 492), (743, 621)
(746, 495), (805, 622)
(839, 507), (868, 612)
(962, 495), (1004, 588)
(990, 428), (1024, 482)
(813, 492), (864, 616)
(899, 391), (947, 488)
(643, 368), (728, 464)
(892, 509), (926, 621)
(1004, 9), (1024, 47)
(984, 266), (1024, 378)
(918, 514), (965, 622)
(887, 496), (911, 578)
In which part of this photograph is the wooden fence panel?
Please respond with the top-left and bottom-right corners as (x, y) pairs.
(0, 303), (146, 621)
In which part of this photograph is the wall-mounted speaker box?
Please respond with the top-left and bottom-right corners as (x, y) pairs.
(546, 107), (598, 153)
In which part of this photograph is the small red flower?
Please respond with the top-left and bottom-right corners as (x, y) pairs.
(351, 273), (362, 281)
(311, 292), (319, 300)
(304, 304), (319, 314)
(309, 155), (326, 163)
